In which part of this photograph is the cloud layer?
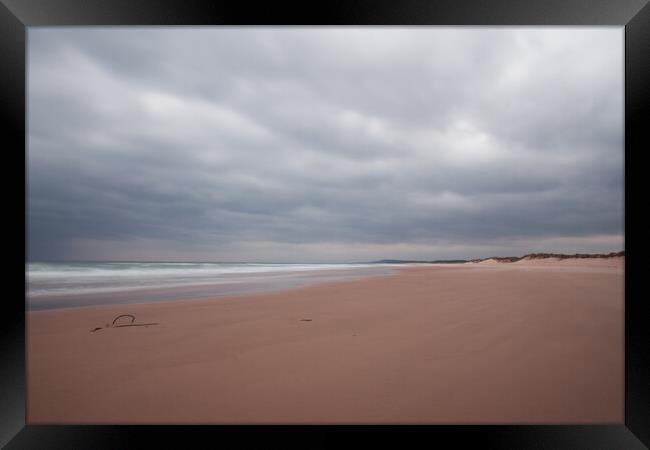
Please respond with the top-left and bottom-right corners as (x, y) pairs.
(27, 27), (623, 262)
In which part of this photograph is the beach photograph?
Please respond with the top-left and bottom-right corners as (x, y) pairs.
(26, 27), (624, 424)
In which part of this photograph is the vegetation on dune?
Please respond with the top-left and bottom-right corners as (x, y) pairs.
(468, 251), (624, 263)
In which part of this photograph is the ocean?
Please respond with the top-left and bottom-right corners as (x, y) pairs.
(26, 261), (399, 310)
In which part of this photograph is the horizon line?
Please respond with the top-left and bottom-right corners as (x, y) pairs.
(25, 250), (625, 265)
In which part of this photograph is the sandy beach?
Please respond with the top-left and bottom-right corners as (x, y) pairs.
(27, 258), (624, 424)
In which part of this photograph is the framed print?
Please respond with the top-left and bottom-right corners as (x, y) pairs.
(2, 0), (649, 448)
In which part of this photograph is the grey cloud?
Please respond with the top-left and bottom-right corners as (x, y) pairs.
(27, 27), (623, 262)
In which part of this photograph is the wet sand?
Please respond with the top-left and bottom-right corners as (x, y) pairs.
(27, 258), (624, 423)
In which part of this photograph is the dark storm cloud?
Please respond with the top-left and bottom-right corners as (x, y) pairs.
(27, 28), (623, 262)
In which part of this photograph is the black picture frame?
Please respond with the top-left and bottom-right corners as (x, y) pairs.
(2, 1), (649, 448)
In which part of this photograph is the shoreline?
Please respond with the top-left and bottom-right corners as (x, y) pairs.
(27, 260), (624, 423)
(27, 256), (623, 313)
(28, 267), (408, 314)
(27, 265), (403, 312)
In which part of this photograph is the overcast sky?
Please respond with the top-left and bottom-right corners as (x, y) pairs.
(27, 27), (623, 262)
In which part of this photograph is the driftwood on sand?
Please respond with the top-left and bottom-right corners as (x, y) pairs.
(90, 314), (159, 332)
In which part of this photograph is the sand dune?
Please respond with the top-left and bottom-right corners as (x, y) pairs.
(470, 255), (623, 268)
(27, 261), (623, 424)
(513, 256), (624, 267)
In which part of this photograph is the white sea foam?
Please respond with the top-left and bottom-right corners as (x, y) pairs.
(26, 261), (397, 299)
